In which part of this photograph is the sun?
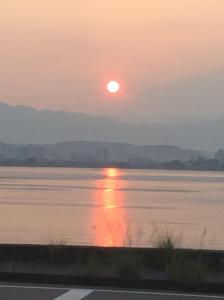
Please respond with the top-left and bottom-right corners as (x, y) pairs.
(107, 80), (120, 94)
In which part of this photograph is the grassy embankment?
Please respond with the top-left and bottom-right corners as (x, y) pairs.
(0, 232), (223, 283)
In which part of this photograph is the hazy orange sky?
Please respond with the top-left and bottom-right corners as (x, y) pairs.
(1, 0), (224, 122)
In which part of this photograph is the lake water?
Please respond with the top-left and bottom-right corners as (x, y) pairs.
(0, 167), (224, 249)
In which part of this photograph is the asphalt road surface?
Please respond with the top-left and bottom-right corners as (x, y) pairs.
(0, 284), (224, 300)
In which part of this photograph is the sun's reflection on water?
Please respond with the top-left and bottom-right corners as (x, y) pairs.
(92, 168), (127, 247)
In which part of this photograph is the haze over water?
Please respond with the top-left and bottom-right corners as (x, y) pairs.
(0, 167), (224, 249)
(2, 1), (224, 123)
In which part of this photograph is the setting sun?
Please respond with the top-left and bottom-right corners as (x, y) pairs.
(104, 168), (122, 178)
(106, 168), (118, 177)
(107, 81), (120, 94)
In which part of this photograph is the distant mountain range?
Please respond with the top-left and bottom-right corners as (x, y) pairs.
(0, 141), (209, 163)
(0, 102), (223, 151)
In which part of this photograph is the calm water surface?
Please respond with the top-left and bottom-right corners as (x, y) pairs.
(0, 167), (224, 249)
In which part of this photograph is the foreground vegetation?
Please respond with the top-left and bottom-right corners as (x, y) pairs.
(0, 235), (224, 283)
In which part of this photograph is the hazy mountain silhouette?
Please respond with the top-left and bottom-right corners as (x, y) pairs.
(0, 102), (223, 150)
(0, 141), (207, 162)
(139, 70), (224, 123)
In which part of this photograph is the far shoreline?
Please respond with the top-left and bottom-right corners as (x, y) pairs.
(0, 161), (224, 172)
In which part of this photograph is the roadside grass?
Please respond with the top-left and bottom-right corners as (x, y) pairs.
(44, 228), (211, 281)
(1, 227), (215, 282)
(0, 222), (218, 286)
(152, 229), (209, 282)
(166, 255), (208, 282)
(47, 238), (71, 263)
(79, 253), (116, 277)
(112, 249), (144, 278)
(48, 238), (67, 246)
(154, 232), (180, 250)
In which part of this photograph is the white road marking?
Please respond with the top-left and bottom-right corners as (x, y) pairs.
(56, 288), (224, 299)
(95, 289), (224, 299)
(0, 284), (223, 299)
(54, 289), (92, 300)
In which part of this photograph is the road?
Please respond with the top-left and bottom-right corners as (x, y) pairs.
(0, 284), (224, 300)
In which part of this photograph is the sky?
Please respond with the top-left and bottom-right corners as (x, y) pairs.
(1, 0), (224, 122)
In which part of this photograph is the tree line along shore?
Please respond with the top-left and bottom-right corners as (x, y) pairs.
(0, 156), (224, 171)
